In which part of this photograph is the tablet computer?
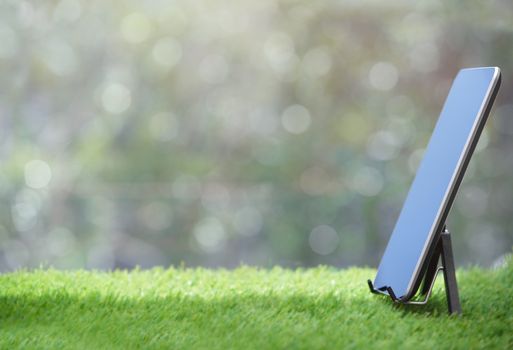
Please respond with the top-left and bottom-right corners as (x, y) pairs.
(372, 67), (501, 300)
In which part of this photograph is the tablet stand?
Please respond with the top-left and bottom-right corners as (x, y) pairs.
(367, 226), (461, 315)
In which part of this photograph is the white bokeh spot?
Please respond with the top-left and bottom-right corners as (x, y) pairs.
(281, 104), (311, 134)
(369, 62), (399, 91)
(24, 160), (52, 189)
(309, 225), (339, 255)
(101, 82), (132, 114)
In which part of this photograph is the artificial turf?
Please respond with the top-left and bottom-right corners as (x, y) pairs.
(0, 258), (511, 349)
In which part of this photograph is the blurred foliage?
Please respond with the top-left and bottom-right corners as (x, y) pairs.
(0, 0), (512, 271)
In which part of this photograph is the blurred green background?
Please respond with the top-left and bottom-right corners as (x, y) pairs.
(0, 0), (512, 271)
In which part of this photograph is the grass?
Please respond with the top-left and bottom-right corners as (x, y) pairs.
(0, 259), (512, 349)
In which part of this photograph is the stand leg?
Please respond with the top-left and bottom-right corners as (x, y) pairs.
(440, 230), (462, 315)
(420, 235), (443, 296)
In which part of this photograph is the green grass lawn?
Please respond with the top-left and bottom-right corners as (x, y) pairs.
(0, 258), (512, 349)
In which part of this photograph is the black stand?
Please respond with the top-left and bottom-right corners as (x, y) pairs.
(368, 226), (461, 315)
